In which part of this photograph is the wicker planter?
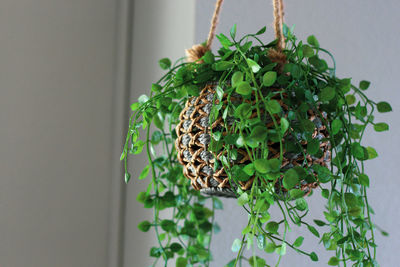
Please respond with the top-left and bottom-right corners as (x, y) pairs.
(175, 83), (330, 198)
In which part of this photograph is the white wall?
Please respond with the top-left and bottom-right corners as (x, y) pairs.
(196, 0), (400, 266)
(0, 1), (119, 266)
(122, 1), (196, 266)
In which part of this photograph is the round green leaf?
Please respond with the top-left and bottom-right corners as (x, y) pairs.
(250, 125), (268, 142)
(283, 169), (299, 189)
(310, 252), (319, 262)
(254, 159), (270, 174)
(319, 87), (336, 101)
(328, 256), (340, 266)
(138, 220), (151, 232)
(263, 71), (277, 87)
(331, 119), (343, 135)
(231, 71), (243, 87)
(266, 100), (281, 114)
(307, 35), (319, 47)
(373, 122), (389, 132)
(266, 221), (279, 234)
(159, 58), (171, 69)
(302, 45), (314, 57)
(236, 81), (252, 95)
(234, 103), (252, 119)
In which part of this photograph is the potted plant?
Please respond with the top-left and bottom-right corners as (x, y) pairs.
(121, 6), (391, 267)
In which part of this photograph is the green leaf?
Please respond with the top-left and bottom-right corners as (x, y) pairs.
(234, 103), (252, 119)
(231, 71), (244, 87)
(310, 252), (319, 261)
(250, 126), (268, 142)
(203, 50), (215, 64)
(176, 257), (187, 267)
(351, 142), (365, 160)
(275, 243), (286, 256)
(346, 94), (356, 105)
(257, 235), (266, 249)
(124, 172), (131, 183)
(254, 159), (270, 174)
(344, 192), (357, 207)
(237, 192), (249, 206)
(213, 198), (224, 209)
(319, 87), (335, 101)
(236, 81), (252, 95)
(263, 71), (277, 87)
(243, 163), (255, 176)
(377, 101), (392, 113)
(280, 117), (289, 134)
(138, 220), (151, 232)
(231, 238), (242, 252)
(151, 83), (162, 93)
(230, 24), (237, 39)
(307, 225), (320, 238)
(256, 26), (267, 35)
(170, 242), (183, 252)
(266, 221), (279, 234)
(331, 119), (343, 135)
(314, 219), (326, 226)
(301, 119), (316, 132)
(268, 158), (281, 172)
(247, 58), (261, 73)
(130, 102), (140, 111)
(307, 35), (320, 47)
(217, 33), (233, 49)
(283, 169), (299, 189)
(366, 146), (378, 159)
(321, 189), (330, 199)
(359, 80), (370, 90)
(307, 139), (320, 155)
(289, 189), (305, 199)
(138, 165), (150, 180)
(293, 236), (304, 247)
(374, 122), (389, 132)
(359, 174), (370, 187)
(302, 44), (314, 57)
(214, 61), (234, 71)
(266, 100), (281, 114)
(158, 58), (171, 70)
(265, 242), (276, 253)
(328, 256), (340, 266)
(161, 220), (175, 232)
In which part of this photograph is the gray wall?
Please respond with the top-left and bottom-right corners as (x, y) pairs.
(196, 0), (400, 266)
(0, 0), (119, 266)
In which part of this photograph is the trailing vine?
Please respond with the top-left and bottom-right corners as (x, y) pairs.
(121, 25), (390, 267)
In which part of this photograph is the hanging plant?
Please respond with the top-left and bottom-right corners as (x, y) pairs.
(121, 0), (391, 266)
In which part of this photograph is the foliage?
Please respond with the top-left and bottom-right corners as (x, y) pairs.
(121, 25), (391, 266)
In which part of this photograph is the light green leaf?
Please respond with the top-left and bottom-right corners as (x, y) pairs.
(254, 159), (270, 174)
(231, 238), (242, 252)
(328, 256), (340, 266)
(307, 35), (319, 47)
(366, 146), (378, 159)
(374, 122), (389, 132)
(231, 71), (243, 88)
(138, 165), (150, 180)
(280, 117), (289, 134)
(203, 50), (215, 64)
(263, 71), (277, 87)
(293, 236), (304, 247)
(176, 257), (187, 267)
(247, 58), (261, 73)
(331, 119), (342, 135)
(237, 192), (249, 206)
(236, 81), (252, 95)
(359, 174), (370, 187)
(266, 100), (281, 114)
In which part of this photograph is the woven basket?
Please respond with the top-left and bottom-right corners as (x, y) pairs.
(175, 83), (330, 198)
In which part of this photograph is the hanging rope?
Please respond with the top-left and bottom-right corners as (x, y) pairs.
(186, 0), (224, 62)
(269, 0), (287, 69)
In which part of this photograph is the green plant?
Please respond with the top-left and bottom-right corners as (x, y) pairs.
(121, 25), (391, 267)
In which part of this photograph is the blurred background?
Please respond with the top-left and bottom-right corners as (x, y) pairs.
(0, 0), (398, 266)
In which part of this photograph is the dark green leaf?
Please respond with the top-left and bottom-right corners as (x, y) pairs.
(307, 225), (320, 237)
(295, 198), (308, 211)
(377, 101), (392, 113)
(319, 87), (336, 101)
(346, 94), (356, 105)
(359, 80), (370, 90)
(217, 33), (233, 49)
(159, 58), (171, 69)
(203, 50), (215, 64)
(283, 169), (299, 189)
(314, 219), (326, 226)
(250, 125), (268, 142)
(302, 44), (314, 57)
(256, 26), (267, 35)
(310, 252), (319, 261)
(307, 139), (320, 155)
(266, 221), (279, 234)
(331, 119), (343, 135)
(214, 61), (234, 71)
(138, 220), (151, 232)
(176, 257), (187, 267)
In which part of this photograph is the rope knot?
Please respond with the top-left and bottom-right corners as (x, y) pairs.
(268, 48), (286, 72)
(185, 44), (208, 63)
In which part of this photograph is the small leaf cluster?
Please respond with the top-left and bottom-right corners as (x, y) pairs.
(121, 24), (391, 266)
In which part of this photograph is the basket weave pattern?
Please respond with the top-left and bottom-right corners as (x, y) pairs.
(175, 84), (330, 197)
